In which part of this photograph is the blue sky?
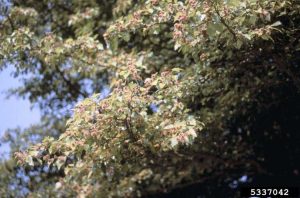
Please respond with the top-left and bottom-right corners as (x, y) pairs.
(0, 67), (41, 158)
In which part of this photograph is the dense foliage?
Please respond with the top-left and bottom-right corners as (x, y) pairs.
(0, 0), (299, 197)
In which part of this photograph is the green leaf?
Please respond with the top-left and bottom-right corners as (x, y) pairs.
(174, 42), (181, 51)
(27, 156), (34, 166)
(158, 82), (166, 89)
(236, 40), (243, 49)
(172, 68), (183, 73)
(109, 37), (119, 51)
(227, 0), (240, 7)
(170, 137), (178, 147)
(122, 33), (131, 42)
(270, 21), (282, 27)
(207, 23), (224, 38)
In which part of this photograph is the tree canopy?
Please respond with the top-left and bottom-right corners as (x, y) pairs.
(0, 0), (300, 197)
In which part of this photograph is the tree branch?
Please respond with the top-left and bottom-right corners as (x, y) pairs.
(213, 3), (237, 41)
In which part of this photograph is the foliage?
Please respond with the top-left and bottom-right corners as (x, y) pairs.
(0, 0), (299, 197)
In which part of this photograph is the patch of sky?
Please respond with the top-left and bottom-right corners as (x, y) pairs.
(150, 103), (159, 113)
(0, 66), (41, 159)
(228, 175), (249, 189)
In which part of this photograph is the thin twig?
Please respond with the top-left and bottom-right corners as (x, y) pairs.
(213, 3), (237, 41)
